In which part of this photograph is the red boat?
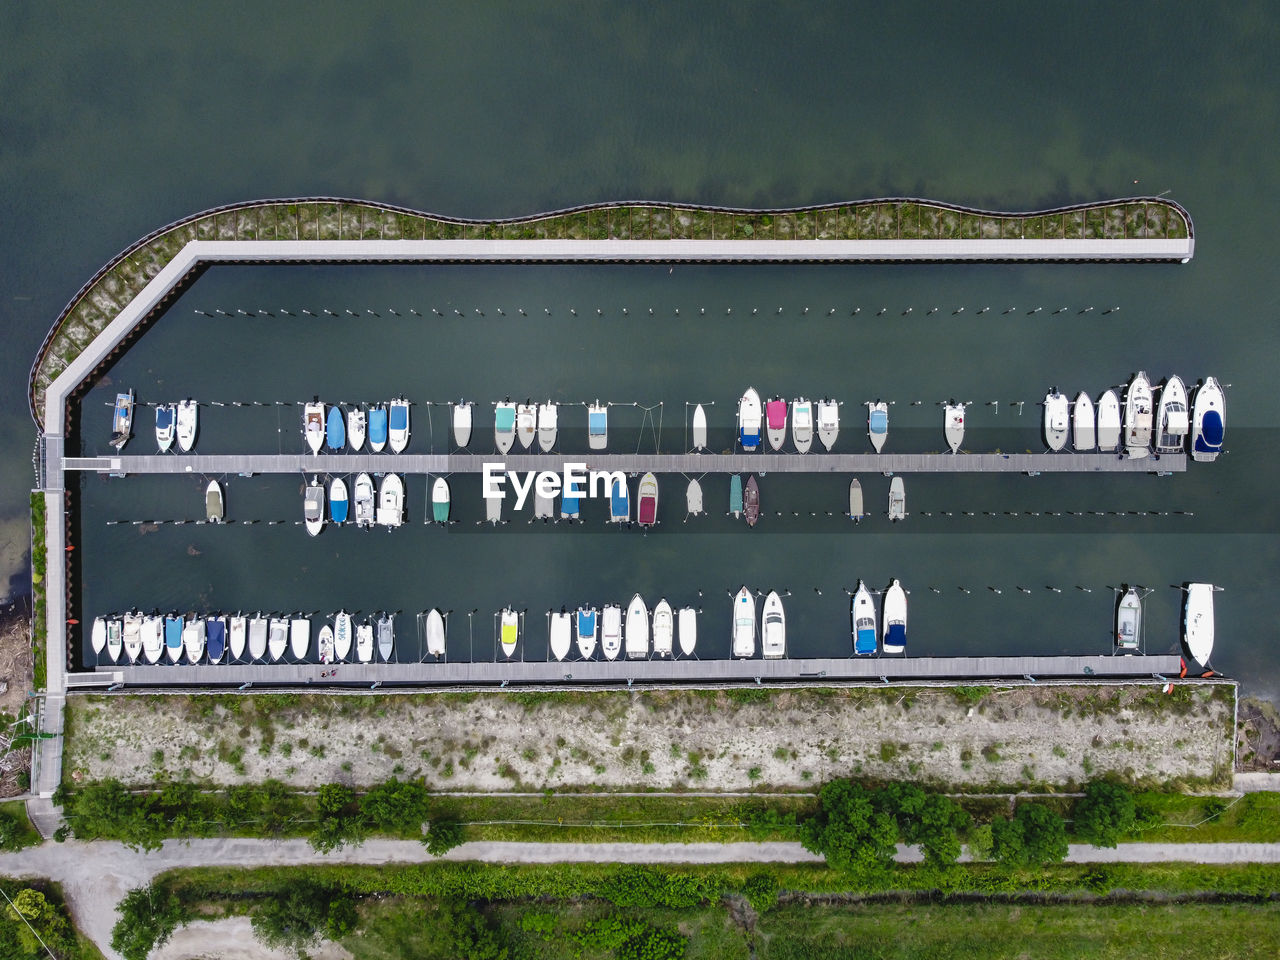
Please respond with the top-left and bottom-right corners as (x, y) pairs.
(637, 472), (658, 527)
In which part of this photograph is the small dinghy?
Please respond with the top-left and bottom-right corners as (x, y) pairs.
(637, 472), (659, 528)
(176, 399), (198, 452)
(692, 404), (707, 451)
(678, 607), (697, 657)
(868, 401), (889, 452)
(354, 472), (375, 528)
(368, 405), (388, 453)
(851, 581), (877, 655)
(888, 476), (905, 521)
(792, 398), (814, 453)
(944, 402), (965, 454)
(432, 477), (450, 523)
(1155, 375), (1189, 454)
(817, 398), (839, 451)
(453, 400), (473, 448)
(738, 387), (762, 451)
(549, 609), (572, 661)
(91, 616), (106, 656)
(334, 611), (353, 661)
(882, 580), (907, 654)
(317, 625), (335, 664)
(304, 401), (325, 454)
(537, 401), (558, 452)
(744, 475), (760, 527)
(248, 615), (268, 661)
(1191, 377), (1225, 462)
(516, 402), (537, 449)
(588, 401), (608, 450)
(304, 476), (325, 536)
(1097, 389), (1122, 452)
(206, 616), (226, 664)
(686, 478), (704, 517)
(729, 474), (743, 518)
(289, 617), (310, 660)
(534, 488), (554, 520)
(205, 480), (224, 523)
(1073, 392), (1096, 451)
(155, 403), (176, 452)
(183, 617), (206, 663)
(732, 586), (756, 658)
(1124, 372), (1154, 459)
(164, 614), (184, 663)
(106, 618), (123, 662)
(388, 397), (411, 453)
(377, 473), (404, 528)
(765, 397), (788, 451)
(268, 618), (288, 662)
(347, 406), (366, 452)
(1182, 583), (1215, 668)
(625, 594), (649, 659)
(486, 489), (503, 525)
(601, 604), (622, 660)
(1043, 390), (1069, 452)
(609, 476), (630, 524)
(229, 615), (247, 661)
(652, 599), (674, 657)
(123, 612), (144, 663)
(761, 591), (786, 659)
(326, 406), (346, 451)
(500, 607), (519, 658)
(355, 621), (374, 663)
(848, 478), (865, 522)
(1115, 587), (1141, 653)
(576, 606), (598, 659)
(329, 476), (349, 524)
(377, 614), (395, 661)
(495, 400), (517, 454)
(111, 390), (134, 450)
(142, 615), (162, 664)
(425, 608), (445, 658)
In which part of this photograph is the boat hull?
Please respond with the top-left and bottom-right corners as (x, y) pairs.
(652, 600), (673, 657)
(868, 403), (889, 453)
(1073, 393), (1096, 451)
(1123, 373), (1153, 459)
(576, 607), (598, 660)
(453, 402), (473, 448)
(318, 625), (335, 664)
(692, 404), (707, 451)
(1182, 583), (1215, 666)
(761, 591), (785, 659)
(549, 611), (572, 661)
(944, 404), (964, 454)
(732, 587), (755, 658)
(425, 609), (445, 657)
(678, 607), (697, 657)
(1190, 377), (1225, 463)
(817, 400), (839, 451)
(1097, 390), (1122, 452)
(625, 595), (649, 659)
(1043, 392), (1069, 452)
(888, 476), (905, 521)
(601, 605), (622, 660)
(851, 583), (877, 655)
(882, 581), (907, 654)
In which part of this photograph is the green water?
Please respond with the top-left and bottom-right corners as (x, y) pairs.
(2, 4), (1277, 689)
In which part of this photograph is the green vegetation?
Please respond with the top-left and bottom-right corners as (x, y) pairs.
(1073, 779), (1138, 848)
(29, 493), (45, 690)
(0, 877), (102, 960)
(0, 802), (41, 852)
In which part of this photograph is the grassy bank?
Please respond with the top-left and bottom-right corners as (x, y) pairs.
(28, 493), (45, 691)
(0, 801), (41, 851)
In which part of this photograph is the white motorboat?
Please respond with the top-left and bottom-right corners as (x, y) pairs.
(761, 591), (785, 659)
(625, 594), (649, 659)
(155, 403), (176, 452)
(849, 478), (865, 522)
(142, 614), (163, 663)
(692, 404), (707, 451)
(1183, 583), (1215, 667)
(248, 615), (268, 661)
(377, 615), (395, 661)
(601, 604), (622, 660)
(105, 618), (123, 663)
(588, 401), (608, 450)
(652, 599), (674, 657)
(377, 473), (404, 528)
(123, 612), (144, 663)
(882, 580), (907, 654)
(888, 475), (905, 521)
(289, 617), (310, 660)
(268, 618), (288, 662)
(425, 608), (445, 658)
(1123, 372), (1153, 459)
(516, 402), (537, 449)
(353, 472), (375, 528)
(549, 610), (572, 661)
(388, 397), (411, 454)
(111, 390), (134, 450)
(534, 488), (554, 520)
(576, 606), (598, 659)
(792, 398), (814, 453)
(1115, 588), (1141, 653)
(229, 615), (247, 661)
(206, 480), (224, 523)
(737, 387), (762, 451)
(732, 586), (756, 658)
(1073, 392), (1096, 451)
(347, 407), (366, 452)
(1190, 377), (1226, 463)
(334, 611), (353, 661)
(453, 400), (473, 448)
(432, 477), (450, 524)
(176, 399), (199, 452)
(686, 478), (704, 517)
(1043, 390), (1069, 452)
(765, 397), (788, 451)
(495, 400), (517, 454)
(852, 580), (877, 655)
(1097, 389), (1122, 452)
(678, 607), (697, 657)
(867, 401), (889, 452)
(318, 625), (335, 664)
(304, 476), (325, 536)
(303, 401), (325, 454)
(1155, 375), (1189, 454)
(91, 616), (106, 655)
(943, 402), (965, 454)
(537, 401), (558, 452)
(817, 398), (839, 451)
(485, 488), (503, 525)
(355, 621), (374, 663)
(182, 617), (206, 663)
(500, 607), (519, 658)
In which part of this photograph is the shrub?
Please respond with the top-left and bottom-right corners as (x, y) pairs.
(1073, 780), (1137, 848)
(993, 803), (1069, 866)
(801, 780), (898, 874)
(111, 884), (188, 960)
(741, 871), (780, 912)
(424, 819), (465, 856)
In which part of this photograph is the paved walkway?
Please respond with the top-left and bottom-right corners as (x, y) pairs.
(2, 838), (1278, 960)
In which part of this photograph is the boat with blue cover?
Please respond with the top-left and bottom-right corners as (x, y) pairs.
(576, 606), (597, 659)
(729, 474), (743, 518)
(155, 403), (175, 452)
(164, 615), (183, 663)
(326, 406), (346, 450)
(389, 397), (410, 453)
(882, 580), (907, 654)
(738, 387), (762, 451)
(368, 405), (388, 452)
(588, 402), (608, 450)
(868, 401), (889, 453)
(432, 477), (450, 523)
(851, 581), (877, 655)
(1191, 377), (1225, 463)
(561, 486), (580, 520)
(495, 400), (516, 453)
(610, 476), (630, 523)
(329, 477), (349, 523)
(206, 616), (226, 663)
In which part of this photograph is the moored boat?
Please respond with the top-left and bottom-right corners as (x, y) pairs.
(601, 604), (622, 660)
(738, 387), (762, 451)
(516, 401), (537, 449)
(176, 399), (198, 452)
(334, 611), (353, 661)
(943, 401), (965, 454)
(1123, 372), (1154, 459)
(229, 614), (247, 661)
(652, 599), (674, 657)
(432, 477), (450, 523)
(453, 400), (473, 448)
(692, 404), (707, 451)
(1073, 392), (1096, 451)
(183, 616), (206, 663)
(155, 403), (176, 452)
(882, 580), (907, 654)
(304, 476), (325, 536)
(625, 594), (649, 659)
(111, 390), (134, 450)
(744, 475), (760, 527)
(303, 401), (325, 454)
(609, 476), (630, 524)
(1115, 587), (1142, 653)
(537, 401), (558, 452)
(1182, 583), (1215, 667)
(792, 398), (814, 453)
(561, 485), (580, 520)
(867, 401), (889, 452)
(848, 478), (865, 522)
(729, 474), (743, 519)
(588, 401), (608, 450)
(91, 616), (106, 655)
(206, 616), (226, 663)
(1155, 375), (1189, 454)
(329, 476), (349, 524)
(1191, 377), (1225, 463)
(817, 398), (839, 451)
(851, 581), (877, 655)
(326, 405), (346, 451)
(678, 607), (697, 657)
(732, 586), (755, 658)
(1043, 390), (1069, 452)
(486, 487), (503, 525)
(495, 400), (517, 454)
(318, 625), (335, 664)
(425, 608), (446, 658)
(1097, 389), (1122, 452)
(377, 614), (395, 661)
(164, 614), (184, 663)
(206, 480), (224, 523)
(500, 607), (519, 658)
(355, 621), (374, 663)
(142, 615), (162, 664)
(368, 405), (388, 453)
(248, 615), (268, 661)
(268, 618), (288, 662)
(888, 476), (905, 521)
(106, 618), (123, 662)
(549, 609), (572, 661)
(637, 472), (658, 528)
(289, 616), (310, 660)
(765, 397), (787, 451)
(388, 397), (411, 453)
(576, 606), (598, 659)
(123, 612), (144, 663)
(761, 591), (785, 659)
(685, 478), (703, 516)
(377, 473), (404, 528)
(534, 488), (554, 520)
(353, 472), (375, 528)
(347, 406), (366, 452)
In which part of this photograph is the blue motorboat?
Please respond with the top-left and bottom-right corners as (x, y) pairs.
(368, 406), (388, 452)
(164, 615), (183, 663)
(561, 487), (581, 520)
(609, 476), (630, 523)
(326, 406), (346, 450)
(206, 617), (227, 663)
(330, 476), (349, 523)
(851, 582), (878, 655)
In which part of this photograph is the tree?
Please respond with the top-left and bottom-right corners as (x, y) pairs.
(310, 783), (366, 853)
(69, 779), (164, 850)
(361, 777), (428, 833)
(0, 810), (31, 851)
(424, 818), (465, 856)
(111, 883), (187, 960)
(5, 888), (70, 955)
(915, 794), (971, 865)
(993, 803), (1068, 866)
(250, 881), (343, 953)
(800, 780), (898, 874)
(1073, 780), (1136, 848)
(990, 815), (1025, 865)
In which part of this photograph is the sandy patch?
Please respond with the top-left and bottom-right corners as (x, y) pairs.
(151, 917), (352, 960)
